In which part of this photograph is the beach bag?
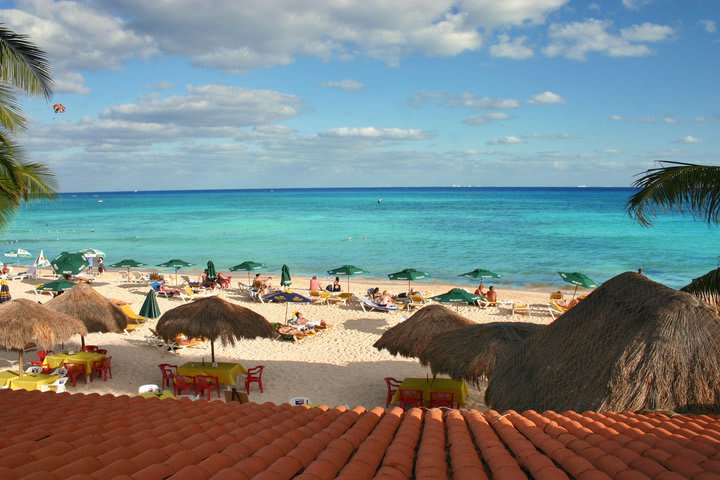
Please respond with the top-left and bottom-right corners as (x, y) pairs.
(326, 285), (333, 291)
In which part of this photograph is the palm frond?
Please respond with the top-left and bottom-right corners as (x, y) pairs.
(0, 24), (53, 99)
(627, 161), (720, 226)
(13, 160), (56, 201)
(0, 83), (25, 133)
(681, 267), (720, 312)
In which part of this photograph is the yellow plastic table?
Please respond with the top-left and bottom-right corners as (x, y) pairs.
(391, 377), (468, 407)
(7, 373), (59, 392)
(0, 370), (19, 387)
(139, 390), (176, 400)
(177, 362), (246, 386)
(43, 352), (105, 375)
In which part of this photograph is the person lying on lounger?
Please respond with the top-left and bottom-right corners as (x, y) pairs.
(377, 291), (395, 307)
(290, 311), (330, 330)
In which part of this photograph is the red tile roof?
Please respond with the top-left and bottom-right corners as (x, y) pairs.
(1, 390), (719, 479)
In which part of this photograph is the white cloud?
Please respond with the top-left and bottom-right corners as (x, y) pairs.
(663, 116), (677, 124)
(464, 112), (511, 125)
(488, 135), (525, 145)
(320, 127), (428, 139)
(603, 148), (620, 154)
(544, 19), (673, 60)
(412, 92), (520, 109)
(610, 114), (624, 121)
(622, 0), (652, 10)
(528, 91), (566, 104)
(321, 80), (365, 92)
(489, 34), (533, 59)
(675, 135), (702, 144)
(699, 20), (717, 33)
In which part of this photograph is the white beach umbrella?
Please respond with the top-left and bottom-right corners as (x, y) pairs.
(80, 248), (105, 258)
(34, 249), (51, 268)
(4, 248), (31, 266)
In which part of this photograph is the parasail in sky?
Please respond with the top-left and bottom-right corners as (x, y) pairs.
(53, 103), (66, 114)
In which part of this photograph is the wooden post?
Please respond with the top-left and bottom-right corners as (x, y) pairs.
(17, 349), (23, 377)
(210, 340), (215, 363)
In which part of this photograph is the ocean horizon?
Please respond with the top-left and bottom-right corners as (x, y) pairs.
(1, 186), (716, 290)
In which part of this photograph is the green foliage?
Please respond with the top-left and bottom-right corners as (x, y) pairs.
(627, 161), (720, 226)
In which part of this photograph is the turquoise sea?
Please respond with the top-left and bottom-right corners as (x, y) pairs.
(0, 187), (716, 290)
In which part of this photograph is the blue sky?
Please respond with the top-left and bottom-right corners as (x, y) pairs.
(1, 0), (718, 191)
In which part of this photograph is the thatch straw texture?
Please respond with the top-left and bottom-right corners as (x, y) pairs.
(486, 272), (720, 413)
(681, 267), (720, 313)
(45, 283), (128, 333)
(419, 322), (544, 385)
(0, 298), (87, 349)
(156, 296), (272, 346)
(373, 304), (474, 358)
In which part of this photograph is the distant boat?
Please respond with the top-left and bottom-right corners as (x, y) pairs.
(577, 185), (587, 188)
(97, 199), (103, 203)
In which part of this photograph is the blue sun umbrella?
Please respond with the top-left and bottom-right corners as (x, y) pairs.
(263, 290), (311, 323)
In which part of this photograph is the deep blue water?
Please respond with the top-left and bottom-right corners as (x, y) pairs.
(1, 187), (716, 289)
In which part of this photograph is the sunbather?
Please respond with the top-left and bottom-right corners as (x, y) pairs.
(152, 280), (181, 296)
(290, 311), (330, 330)
(309, 275), (321, 291)
(377, 291), (394, 307)
(485, 286), (497, 303)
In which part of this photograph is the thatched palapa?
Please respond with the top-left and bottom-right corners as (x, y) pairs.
(681, 267), (720, 313)
(45, 283), (128, 342)
(373, 304), (474, 358)
(0, 299), (87, 375)
(156, 296), (272, 362)
(486, 272), (720, 413)
(419, 322), (544, 385)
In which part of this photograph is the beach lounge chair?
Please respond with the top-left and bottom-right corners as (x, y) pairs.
(179, 285), (215, 303)
(309, 290), (331, 305)
(548, 299), (568, 320)
(9, 266), (37, 281)
(511, 302), (531, 316)
(407, 293), (430, 310)
(361, 297), (398, 313)
(75, 273), (96, 283)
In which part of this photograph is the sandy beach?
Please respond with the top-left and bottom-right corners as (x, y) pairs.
(0, 269), (561, 408)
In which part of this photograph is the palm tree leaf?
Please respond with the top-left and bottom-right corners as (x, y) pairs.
(0, 24), (53, 99)
(627, 161), (720, 226)
(0, 83), (25, 133)
(681, 267), (720, 312)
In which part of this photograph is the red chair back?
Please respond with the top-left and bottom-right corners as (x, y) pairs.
(159, 364), (178, 388)
(37, 350), (53, 361)
(429, 391), (454, 408)
(399, 389), (423, 410)
(173, 375), (195, 396)
(245, 365), (265, 394)
(384, 377), (402, 407)
(95, 348), (108, 355)
(195, 375), (221, 400)
(64, 363), (86, 387)
(81, 345), (98, 352)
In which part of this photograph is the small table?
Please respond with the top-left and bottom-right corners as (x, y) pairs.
(391, 377), (468, 407)
(177, 362), (246, 386)
(0, 370), (19, 387)
(7, 373), (59, 392)
(43, 352), (105, 375)
(139, 390), (176, 400)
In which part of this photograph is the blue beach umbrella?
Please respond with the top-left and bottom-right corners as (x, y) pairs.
(262, 290), (311, 323)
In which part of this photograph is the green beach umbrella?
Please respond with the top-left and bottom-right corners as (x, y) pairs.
(558, 271), (599, 299)
(431, 288), (483, 312)
(206, 260), (217, 282)
(109, 259), (146, 278)
(139, 289), (161, 319)
(51, 252), (89, 276)
(229, 261), (267, 284)
(280, 264), (292, 288)
(157, 259), (193, 285)
(388, 268), (431, 293)
(327, 264), (367, 291)
(459, 268), (501, 287)
(80, 248), (106, 258)
(36, 278), (76, 293)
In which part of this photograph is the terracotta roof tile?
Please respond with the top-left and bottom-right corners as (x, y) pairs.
(3, 389), (720, 478)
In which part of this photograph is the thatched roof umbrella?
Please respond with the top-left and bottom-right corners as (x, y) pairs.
(486, 272), (720, 413)
(373, 304), (474, 358)
(155, 296), (272, 363)
(419, 322), (544, 385)
(0, 299), (87, 376)
(45, 283), (128, 347)
(681, 267), (720, 313)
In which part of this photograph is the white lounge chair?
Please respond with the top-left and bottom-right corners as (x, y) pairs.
(10, 266), (37, 280)
(289, 396), (311, 406)
(40, 377), (68, 393)
(360, 297), (398, 312)
(138, 384), (161, 394)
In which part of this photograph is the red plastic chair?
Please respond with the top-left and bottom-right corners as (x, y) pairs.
(31, 349), (54, 368)
(399, 389), (424, 410)
(64, 363), (87, 387)
(429, 391), (455, 408)
(81, 345), (98, 352)
(95, 348), (108, 355)
(195, 375), (221, 400)
(384, 377), (402, 407)
(159, 364), (178, 388)
(91, 356), (112, 382)
(245, 365), (265, 394)
(173, 375), (195, 396)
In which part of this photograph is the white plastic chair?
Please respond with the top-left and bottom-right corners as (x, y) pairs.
(40, 377), (68, 393)
(138, 384), (161, 394)
(289, 396), (311, 406)
(25, 366), (43, 374)
(52, 367), (68, 377)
